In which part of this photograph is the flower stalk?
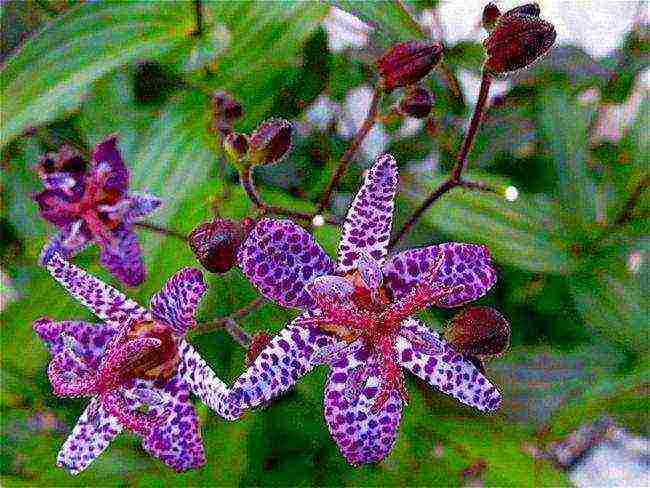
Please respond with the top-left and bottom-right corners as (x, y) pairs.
(390, 71), (494, 248)
(317, 86), (383, 213)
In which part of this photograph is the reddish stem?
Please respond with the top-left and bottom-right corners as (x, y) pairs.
(317, 86), (382, 213)
(390, 72), (493, 248)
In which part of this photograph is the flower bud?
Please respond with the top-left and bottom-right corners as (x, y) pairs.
(212, 91), (243, 121)
(504, 3), (541, 18)
(483, 11), (556, 75)
(212, 91), (243, 134)
(37, 146), (87, 177)
(223, 132), (249, 162)
(482, 3), (501, 31)
(188, 219), (246, 274)
(446, 307), (510, 358)
(249, 119), (293, 166)
(246, 332), (272, 366)
(398, 85), (433, 119)
(377, 41), (444, 92)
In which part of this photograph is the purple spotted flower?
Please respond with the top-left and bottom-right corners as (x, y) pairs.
(33, 136), (161, 287)
(232, 154), (502, 465)
(34, 251), (238, 475)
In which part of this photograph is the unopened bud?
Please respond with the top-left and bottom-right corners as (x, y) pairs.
(446, 307), (510, 358)
(482, 3), (501, 31)
(188, 219), (246, 274)
(483, 9), (556, 75)
(398, 85), (433, 119)
(249, 119), (293, 166)
(377, 41), (444, 92)
(504, 3), (541, 18)
(223, 132), (249, 162)
(212, 91), (243, 134)
(246, 332), (272, 366)
(37, 146), (87, 177)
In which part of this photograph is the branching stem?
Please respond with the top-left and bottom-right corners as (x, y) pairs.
(317, 86), (383, 213)
(390, 72), (493, 248)
(134, 222), (187, 242)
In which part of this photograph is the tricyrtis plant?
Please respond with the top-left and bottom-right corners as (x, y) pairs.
(12, 0), (569, 477)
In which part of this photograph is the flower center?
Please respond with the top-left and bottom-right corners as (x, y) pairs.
(122, 320), (181, 382)
(307, 254), (461, 412)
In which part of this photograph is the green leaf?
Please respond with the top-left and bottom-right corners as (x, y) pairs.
(328, 0), (423, 45)
(402, 173), (574, 274)
(199, 0), (329, 129)
(538, 88), (597, 229)
(570, 264), (648, 356)
(546, 365), (650, 439)
(0, 1), (195, 149)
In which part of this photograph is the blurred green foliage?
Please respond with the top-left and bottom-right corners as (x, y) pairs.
(1, 1), (648, 486)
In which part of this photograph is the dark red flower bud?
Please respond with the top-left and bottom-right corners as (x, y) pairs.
(188, 219), (246, 274)
(482, 3), (501, 31)
(246, 332), (272, 366)
(483, 12), (556, 75)
(446, 307), (510, 358)
(249, 119), (293, 166)
(377, 41), (444, 92)
(504, 3), (541, 18)
(37, 146), (87, 176)
(212, 91), (243, 121)
(223, 132), (249, 161)
(398, 85), (434, 119)
(212, 91), (243, 135)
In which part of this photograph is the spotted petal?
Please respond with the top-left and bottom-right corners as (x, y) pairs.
(99, 227), (146, 287)
(33, 318), (118, 368)
(56, 398), (122, 475)
(337, 154), (398, 273)
(177, 340), (240, 420)
(383, 243), (497, 308)
(237, 219), (334, 309)
(142, 374), (206, 472)
(92, 135), (128, 195)
(33, 190), (80, 229)
(43, 251), (149, 326)
(123, 192), (162, 223)
(396, 318), (501, 412)
(230, 315), (343, 410)
(150, 268), (207, 335)
(324, 346), (403, 465)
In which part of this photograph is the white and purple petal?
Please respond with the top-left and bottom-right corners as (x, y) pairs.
(149, 268), (207, 335)
(92, 136), (128, 195)
(56, 397), (122, 475)
(396, 318), (501, 412)
(43, 251), (149, 326)
(177, 340), (240, 421)
(99, 227), (146, 287)
(337, 154), (398, 273)
(34, 317), (119, 369)
(324, 346), (403, 465)
(383, 243), (497, 308)
(122, 192), (162, 223)
(229, 315), (344, 410)
(141, 374), (207, 472)
(237, 219), (334, 309)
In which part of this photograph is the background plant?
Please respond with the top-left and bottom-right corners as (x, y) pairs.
(1, 1), (648, 486)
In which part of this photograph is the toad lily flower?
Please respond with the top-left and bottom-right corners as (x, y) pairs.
(33, 136), (161, 286)
(34, 250), (238, 474)
(233, 154), (502, 465)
